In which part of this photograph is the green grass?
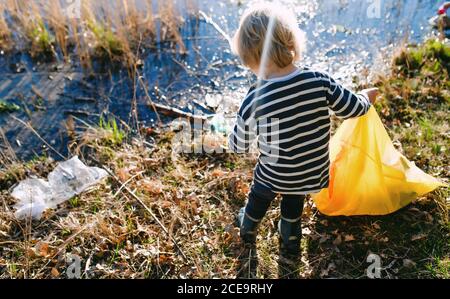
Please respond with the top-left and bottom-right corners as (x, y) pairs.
(0, 99), (20, 112)
(68, 196), (80, 208)
(418, 118), (435, 142)
(394, 39), (450, 74)
(27, 20), (55, 58)
(98, 116), (126, 146)
(87, 20), (125, 58)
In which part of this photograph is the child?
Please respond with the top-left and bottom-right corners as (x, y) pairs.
(228, 3), (378, 268)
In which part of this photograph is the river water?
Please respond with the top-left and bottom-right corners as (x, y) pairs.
(0, 0), (443, 161)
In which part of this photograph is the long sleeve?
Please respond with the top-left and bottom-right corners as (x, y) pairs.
(319, 72), (371, 119)
(228, 90), (258, 154)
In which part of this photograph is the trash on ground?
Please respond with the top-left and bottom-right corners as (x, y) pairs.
(209, 113), (235, 135)
(12, 156), (108, 220)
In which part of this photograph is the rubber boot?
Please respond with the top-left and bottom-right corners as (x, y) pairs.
(278, 218), (302, 278)
(236, 207), (259, 278)
(237, 207), (260, 245)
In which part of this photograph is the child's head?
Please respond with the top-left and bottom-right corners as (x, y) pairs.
(233, 2), (306, 73)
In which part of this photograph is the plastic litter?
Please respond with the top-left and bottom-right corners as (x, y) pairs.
(313, 107), (446, 216)
(209, 113), (235, 135)
(12, 179), (52, 220)
(12, 156), (108, 220)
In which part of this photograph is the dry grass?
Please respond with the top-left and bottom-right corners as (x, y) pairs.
(0, 131), (252, 279)
(0, 2), (12, 52)
(0, 39), (448, 279)
(0, 0), (187, 66)
(0, 128), (447, 279)
(46, 0), (69, 58)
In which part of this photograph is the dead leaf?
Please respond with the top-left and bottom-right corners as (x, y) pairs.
(51, 267), (60, 278)
(372, 223), (381, 230)
(211, 169), (226, 178)
(35, 241), (50, 257)
(140, 179), (164, 195)
(344, 234), (355, 242)
(117, 168), (132, 182)
(160, 200), (173, 209)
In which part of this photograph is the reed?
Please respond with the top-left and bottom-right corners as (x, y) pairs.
(158, 0), (186, 53)
(119, 0), (156, 49)
(9, 0), (56, 58)
(45, 0), (69, 59)
(0, 2), (11, 51)
(0, 0), (189, 66)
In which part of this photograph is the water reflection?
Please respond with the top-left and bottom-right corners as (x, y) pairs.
(0, 0), (441, 159)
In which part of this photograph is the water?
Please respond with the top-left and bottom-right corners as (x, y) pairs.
(0, 0), (442, 161)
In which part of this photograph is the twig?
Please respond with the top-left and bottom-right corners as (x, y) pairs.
(51, 225), (90, 259)
(151, 102), (208, 121)
(113, 171), (145, 198)
(0, 127), (17, 163)
(101, 166), (190, 263)
(35, 224), (91, 277)
(131, 34), (144, 140)
(198, 11), (232, 48)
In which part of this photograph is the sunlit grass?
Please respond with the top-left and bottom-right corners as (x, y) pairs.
(0, 99), (20, 112)
(27, 19), (56, 58)
(0, 0), (187, 67)
(0, 3), (11, 52)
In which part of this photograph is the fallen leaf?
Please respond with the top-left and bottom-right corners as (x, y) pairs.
(211, 169), (226, 178)
(117, 168), (132, 182)
(35, 241), (50, 257)
(160, 200), (173, 209)
(140, 179), (164, 195)
(51, 267), (60, 278)
(344, 234), (355, 242)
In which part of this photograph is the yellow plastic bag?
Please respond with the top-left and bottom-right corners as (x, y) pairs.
(313, 107), (446, 216)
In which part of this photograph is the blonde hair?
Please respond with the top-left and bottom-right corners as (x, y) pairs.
(233, 2), (306, 68)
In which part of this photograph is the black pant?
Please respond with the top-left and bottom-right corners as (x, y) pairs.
(244, 181), (306, 223)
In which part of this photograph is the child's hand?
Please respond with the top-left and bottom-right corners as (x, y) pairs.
(362, 88), (379, 104)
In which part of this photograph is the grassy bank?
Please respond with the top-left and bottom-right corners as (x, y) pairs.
(0, 0), (188, 68)
(0, 39), (449, 279)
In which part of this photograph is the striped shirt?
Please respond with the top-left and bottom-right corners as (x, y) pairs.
(228, 67), (371, 195)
